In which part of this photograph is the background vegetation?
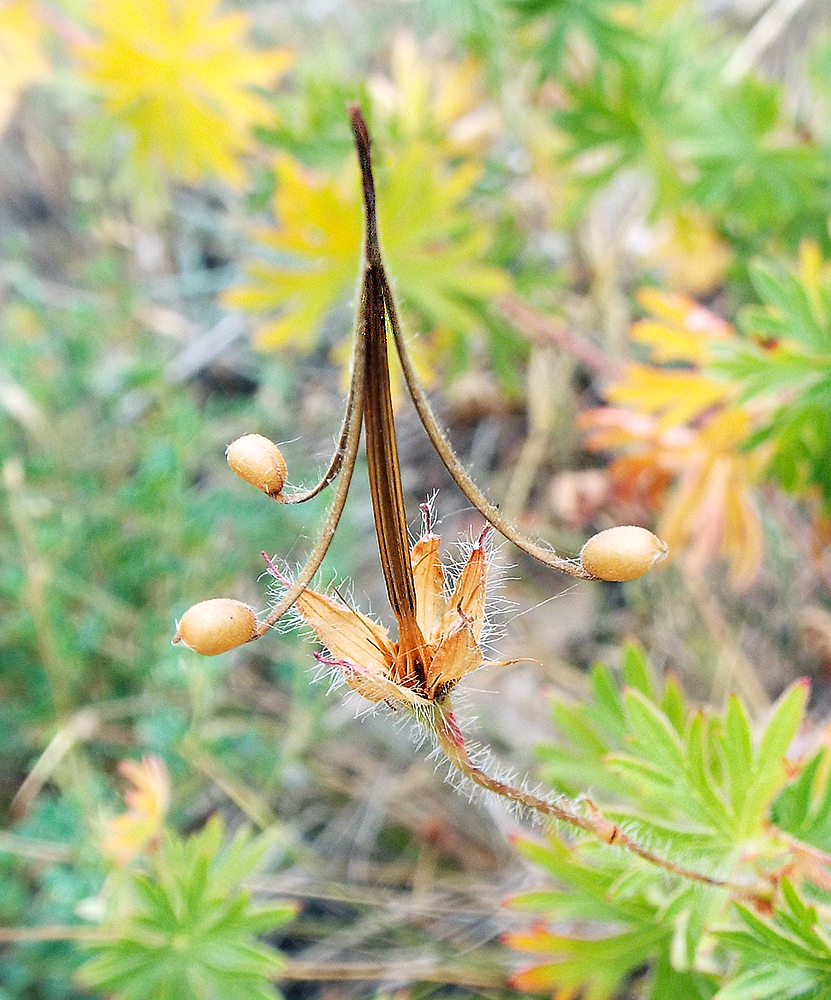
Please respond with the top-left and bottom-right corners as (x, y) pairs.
(3, 0), (831, 998)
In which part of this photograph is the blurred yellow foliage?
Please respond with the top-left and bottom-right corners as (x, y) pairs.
(101, 755), (171, 865)
(226, 141), (509, 351)
(78, 0), (293, 186)
(647, 207), (733, 295)
(580, 289), (767, 587)
(368, 32), (497, 152)
(0, 0), (50, 136)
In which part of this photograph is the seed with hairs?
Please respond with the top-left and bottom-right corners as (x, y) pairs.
(226, 434), (287, 497)
(173, 599), (255, 655)
(580, 526), (668, 582)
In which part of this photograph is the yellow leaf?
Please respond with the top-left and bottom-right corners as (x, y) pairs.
(606, 363), (730, 428)
(369, 32), (496, 152)
(797, 239), (831, 323)
(646, 207), (732, 295)
(101, 755), (171, 865)
(630, 318), (711, 365)
(226, 142), (509, 353)
(0, 0), (50, 136)
(77, 0), (294, 187)
(225, 154), (361, 349)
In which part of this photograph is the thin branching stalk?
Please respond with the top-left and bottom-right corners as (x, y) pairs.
(381, 274), (592, 579)
(276, 355), (361, 505)
(428, 703), (767, 901)
(251, 326), (365, 637)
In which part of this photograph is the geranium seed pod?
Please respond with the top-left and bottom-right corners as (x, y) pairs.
(226, 434), (287, 498)
(173, 598), (256, 655)
(580, 526), (668, 582)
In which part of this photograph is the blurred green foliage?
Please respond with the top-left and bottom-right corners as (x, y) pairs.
(2, 1), (831, 998)
(78, 817), (295, 1000)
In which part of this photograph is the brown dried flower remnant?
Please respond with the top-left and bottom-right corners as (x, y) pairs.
(264, 510), (497, 709)
(168, 109), (720, 891)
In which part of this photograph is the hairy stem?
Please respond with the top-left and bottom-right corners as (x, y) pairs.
(251, 329), (365, 637)
(430, 703), (766, 900)
(276, 357), (360, 505)
(381, 274), (592, 579)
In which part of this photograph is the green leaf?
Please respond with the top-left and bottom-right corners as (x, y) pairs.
(714, 963), (818, 1000)
(684, 713), (733, 836)
(78, 816), (292, 1000)
(660, 674), (687, 735)
(748, 262), (831, 353)
(624, 688), (686, 776)
(510, 0), (644, 75)
(740, 681), (809, 834)
(621, 643), (655, 698)
(721, 696), (754, 818)
(773, 749), (831, 850)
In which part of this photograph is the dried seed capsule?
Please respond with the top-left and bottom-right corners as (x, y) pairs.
(226, 434), (287, 498)
(580, 526), (668, 582)
(173, 598), (256, 655)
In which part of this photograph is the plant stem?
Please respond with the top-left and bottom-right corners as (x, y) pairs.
(252, 325), (365, 637)
(276, 958), (507, 989)
(350, 104), (430, 684)
(382, 275), (593, 579)
(276, 354), (361, 505)
(430, 702), (766, 900)
(499, 293), (624, 381)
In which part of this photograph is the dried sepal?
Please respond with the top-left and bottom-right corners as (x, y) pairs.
(580, 526), (668, 582)
(411, 532), (446, 641)
(294, 586), (394, 677)
(269, 523), (494, 709)
(173, 598), (255, 655)
(226, 433), (287, 498)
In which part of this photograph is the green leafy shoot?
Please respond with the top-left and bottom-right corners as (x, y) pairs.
(507, 651), (820, 1000)
(509, 0), (645, 76)
(773, 748), (831, 852)
(715, 880), (831, 1000)
(541, 644), (809, 859)
(714, 249), (831, 507)
(77, 816), (296, 1000)
(506, 832), (720, 1000)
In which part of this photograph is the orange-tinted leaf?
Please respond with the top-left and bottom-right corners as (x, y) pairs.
(508, 965), (579, 998)
(102, 755), (171, 864)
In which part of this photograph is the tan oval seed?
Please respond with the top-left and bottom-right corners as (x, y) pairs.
(226, 434), (287, 497)
(580, 526), (668, 582)
(173, 598), (256, 655)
